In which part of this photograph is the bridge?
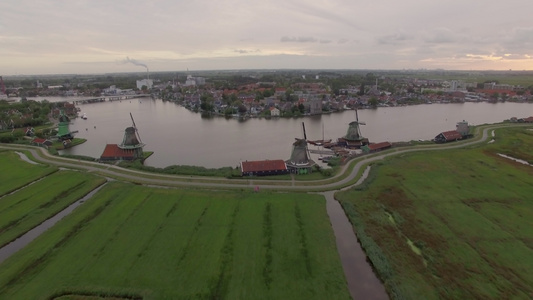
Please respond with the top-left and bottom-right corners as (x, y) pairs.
(72, 94), (151, 104)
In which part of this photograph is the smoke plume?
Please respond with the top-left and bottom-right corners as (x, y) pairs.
(122, 57), (149, 71)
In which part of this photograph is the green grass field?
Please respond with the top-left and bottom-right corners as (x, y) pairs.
(336, 126), (533, 299)
(0, 150), (58, 196)
(0, 182), (350, 300)
(0, 169), (106, 248)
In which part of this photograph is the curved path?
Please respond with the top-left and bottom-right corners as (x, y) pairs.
(0, 124), (512, 191)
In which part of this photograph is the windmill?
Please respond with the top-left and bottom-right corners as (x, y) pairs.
(56, 110), (78, 141)
(118, 113), (145, 159)
(286, 122), (316, 174)
(341, 108), (369, 148)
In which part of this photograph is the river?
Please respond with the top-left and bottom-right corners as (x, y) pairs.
(34, 96), (532, 168)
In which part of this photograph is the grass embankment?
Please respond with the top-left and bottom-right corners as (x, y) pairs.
(0, 150), (58, 196)
(118, 160), (242, 178)
(0, 168), (106, 248)
(0, 182), (350, 300)
(336, 126), (533, 299)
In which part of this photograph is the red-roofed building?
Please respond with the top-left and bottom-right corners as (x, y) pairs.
(31, 137), (52, 148)
(434, 130), (463, 143)
(241, 159), (288, 176)
(364, 141), (392, 153)
(523, 116), (533, 123)
(100, 144), (136, 161)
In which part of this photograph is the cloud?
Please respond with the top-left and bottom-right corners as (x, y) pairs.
(423, 27), (460, 44)
(234, 49), (261, 54)
(1, 0), (533, 73)
(281, 36), (317, 43)
(377, 32), (413, 45)
(503, 27), (533, 54)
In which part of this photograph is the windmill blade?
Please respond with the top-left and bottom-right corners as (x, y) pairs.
(359, 122), (366, 125)
(130, 112), (137, 128)
(130, 112), (143, 144)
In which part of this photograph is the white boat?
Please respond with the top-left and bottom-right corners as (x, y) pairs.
(81, 113), (87, 120)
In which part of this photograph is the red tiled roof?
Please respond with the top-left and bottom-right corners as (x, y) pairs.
(241, 160), (287, 173)
(368, 142), (392, 151)
(523, 116), (533, 122)
(33, 138), (47, 144)
(100, 144), (135, 159)
(442, 130), (463, 141)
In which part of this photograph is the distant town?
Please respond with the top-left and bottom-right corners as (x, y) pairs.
(1, 70), (533, 119)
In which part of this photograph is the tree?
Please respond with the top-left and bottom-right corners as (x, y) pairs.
(368, 97), (379, 108)
(358, 83), (365, 96)
(263, 88), (274, 98)
(298, 103), (305, 113)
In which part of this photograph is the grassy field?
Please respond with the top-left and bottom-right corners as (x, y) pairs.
(0, 182), (350, 300)
(336, 126), (533, 299)
(0, 168), (106, 248)
(0, 150), (58, 196)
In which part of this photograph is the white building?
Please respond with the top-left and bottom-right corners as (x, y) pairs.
(270, 107), (280, 117)
(103, 85), (121, 95)
(184, 75), (206, 86)
(136, 79), (153, 90)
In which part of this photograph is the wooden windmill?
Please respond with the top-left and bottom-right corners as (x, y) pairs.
(341, 108), (369, 148)
(118, 113), (145, 159)
(286, 122), (316, 174)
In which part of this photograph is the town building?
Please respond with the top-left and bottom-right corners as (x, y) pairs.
(184, 75), (206, 86)
(456, 120), (470, 136)
(136, 79), (153, 90)
(269, 107), (280, 117)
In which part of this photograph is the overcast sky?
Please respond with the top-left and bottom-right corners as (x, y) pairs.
(1, 0), (532, 75)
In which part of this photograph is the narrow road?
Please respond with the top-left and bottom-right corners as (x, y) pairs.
(0, 124), (502, 191)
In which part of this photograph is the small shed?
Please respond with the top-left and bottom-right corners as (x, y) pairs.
(241, 159), (288, 176)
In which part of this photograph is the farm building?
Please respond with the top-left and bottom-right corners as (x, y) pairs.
(100, 144), (137, 161)
(362, 141), (392, 153)
(31, 138), (52, 148)
(241, 160), (289, 176)
(434, 130), (463, 143)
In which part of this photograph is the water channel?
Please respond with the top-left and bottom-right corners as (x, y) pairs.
(42, 97), (533, 169)
(0, 181), (108, 264)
